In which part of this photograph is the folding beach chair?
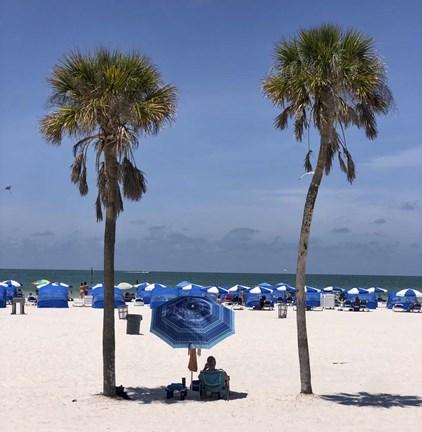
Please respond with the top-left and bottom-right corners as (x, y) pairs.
(134, 297), (144, 306)
(26, 296), (37, 306)
(409, 302), (421, 312)
(199, 370), (230, 401)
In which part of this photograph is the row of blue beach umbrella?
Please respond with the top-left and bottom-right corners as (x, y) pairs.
(1, 279), (421, 311)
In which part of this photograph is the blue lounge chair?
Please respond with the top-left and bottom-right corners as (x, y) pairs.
(199, 370), (230, 400)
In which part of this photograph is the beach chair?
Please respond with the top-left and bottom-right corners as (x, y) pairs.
(26, 296), (37, 306)
(409, 302), (421, 313)
(392, 303), (405, 312)
(263, 300), (274, 310)
(343, 300), (353, 311)
(359, 300), (368, 311)
(199, 370), (229, 401)
(72, 299), (84, 307)
(83, 295), (93, 307)
(134, 297), (144, 306)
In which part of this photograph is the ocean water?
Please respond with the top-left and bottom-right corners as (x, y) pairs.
(1, 268), (421, 296)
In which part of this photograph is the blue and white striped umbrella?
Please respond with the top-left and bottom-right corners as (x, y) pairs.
(346, 287), (369, 295)
(396, 289), (422, 298)
(150, 296), (235, 349)
(304, 286), (322, 292)
(228, 284), (250, 292)
(202, 286), (228, 295)
(38, 282), (72, 289)
(367, 287), (387, 293)
(248, 286), (273, 294)
(275, 284), (296, 293)
(2, 280), (22, 287)
(323, 286), (344, 292)
(179, 283), (204, 291)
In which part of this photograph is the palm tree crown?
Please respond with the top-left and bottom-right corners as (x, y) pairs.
(40, 48), (177, 218)
(263, 24), (393, 182)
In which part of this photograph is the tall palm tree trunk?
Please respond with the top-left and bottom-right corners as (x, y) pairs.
(103, 143), (118, 397)
(295, 125), (330, 394)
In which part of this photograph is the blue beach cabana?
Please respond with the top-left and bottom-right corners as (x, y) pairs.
(136, 283), (166, 305)
(150, 287), (179, 309)
(92, 288), (125, 309)
(37, 283), (69, 308)
(293, 286), (322, 309)
(245, 286), (274, 307)
(0, 284), (7, 308)
(387, 289), (418, 311)
(345, 288), (377, 309)
(3, 284), (17, 301)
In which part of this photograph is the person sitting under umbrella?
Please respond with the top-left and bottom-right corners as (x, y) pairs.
(203, 356), (230, 384)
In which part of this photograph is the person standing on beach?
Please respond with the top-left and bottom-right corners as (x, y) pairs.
(83, 282), (89, 296)
(79, 283), (85, 299)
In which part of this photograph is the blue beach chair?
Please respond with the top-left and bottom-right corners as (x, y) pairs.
(199, 370), (230, 400)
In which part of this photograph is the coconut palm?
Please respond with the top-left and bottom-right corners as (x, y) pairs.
(263, 24), (393, 394)
(40, 48), (177, 396)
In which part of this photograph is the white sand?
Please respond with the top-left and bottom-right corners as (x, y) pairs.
(1, 303), (421, 432)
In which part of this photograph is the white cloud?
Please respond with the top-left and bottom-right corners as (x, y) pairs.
(365, 146), (422, 169)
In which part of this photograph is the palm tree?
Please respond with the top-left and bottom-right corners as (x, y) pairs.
(40, 48), (177, 396)
(263, 24), (393, 394)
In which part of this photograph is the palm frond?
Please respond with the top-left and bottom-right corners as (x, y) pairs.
(338, 152), (347, 175)
(304, 150), (313, 172)
(343, 147), (356, 183)
(95, 192), (103, 222)
(120, 158), (147, 201)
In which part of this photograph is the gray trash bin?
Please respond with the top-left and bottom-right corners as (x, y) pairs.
(126, 314), (142, 334)
(277, 303), (288, 318)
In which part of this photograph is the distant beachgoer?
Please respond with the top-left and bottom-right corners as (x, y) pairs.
(83, 282), (88, 296)
(79, 283), (84, 299)
(241, 290), (246, 305)
(259, 296), (265, 309)
(354, 296), (361, 307)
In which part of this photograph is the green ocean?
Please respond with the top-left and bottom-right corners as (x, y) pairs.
(1, 268), (421, 296)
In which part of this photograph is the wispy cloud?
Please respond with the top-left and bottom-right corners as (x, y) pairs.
(400, 201), (419, 211)
(129, 219), (146, 225)
(221, 227), (260, 243)
(371, 218), (386, 225)
(365, 146), (422, 169)
(32, 231), (54, 237)
(331, 227), (351, 234)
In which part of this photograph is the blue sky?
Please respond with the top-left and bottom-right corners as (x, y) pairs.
(0, 0), (421, 275)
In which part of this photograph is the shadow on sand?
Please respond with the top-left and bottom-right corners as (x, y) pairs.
(320, 392), (422, 408)
(124, 386), (247, 404)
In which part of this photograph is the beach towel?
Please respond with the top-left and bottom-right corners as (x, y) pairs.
(188, 347), (198, 372)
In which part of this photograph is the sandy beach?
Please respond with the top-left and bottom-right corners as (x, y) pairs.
(1, 302), (421, 432)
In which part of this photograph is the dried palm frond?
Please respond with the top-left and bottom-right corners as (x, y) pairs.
(121, 158), (147, 201)
(304, 149), (313, 173)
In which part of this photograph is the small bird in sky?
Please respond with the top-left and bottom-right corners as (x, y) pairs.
(299, 171), (314, 180)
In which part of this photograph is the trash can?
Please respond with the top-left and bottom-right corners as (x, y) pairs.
(118, 305), (128, 320)
(277, 303), (288, 318)
(126, 314), (142, 334)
